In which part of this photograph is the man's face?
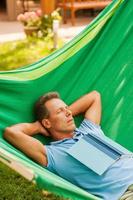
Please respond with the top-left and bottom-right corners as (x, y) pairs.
(44, 98), (76, 134)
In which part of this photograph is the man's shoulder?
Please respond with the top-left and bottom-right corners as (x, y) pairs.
(78, 118), (104, 137)
(78, 118), (94, 130)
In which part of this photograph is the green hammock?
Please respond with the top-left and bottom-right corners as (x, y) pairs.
(0, 0), (133, 199)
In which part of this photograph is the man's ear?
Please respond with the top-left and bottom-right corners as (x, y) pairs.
(42, 119), (51, 129)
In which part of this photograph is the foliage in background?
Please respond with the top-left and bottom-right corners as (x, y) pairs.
(17, 9), (62, 38)
(0, 161), (67, 200)
(40, 9), (61, 38)
(17, 9), (42, 28)
(0, 37), (63, 71)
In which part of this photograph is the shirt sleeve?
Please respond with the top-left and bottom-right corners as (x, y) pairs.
(45, 145), (56, 173)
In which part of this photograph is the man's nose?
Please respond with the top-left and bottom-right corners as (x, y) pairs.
(66, 109), (72, 116)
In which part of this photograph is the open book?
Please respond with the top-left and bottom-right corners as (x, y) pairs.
(67, 132), (130, 175)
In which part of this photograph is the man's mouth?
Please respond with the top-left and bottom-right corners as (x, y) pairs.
(67, 118), (74, 123)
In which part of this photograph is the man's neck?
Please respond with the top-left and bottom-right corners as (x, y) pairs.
(51, 131), (74, 141)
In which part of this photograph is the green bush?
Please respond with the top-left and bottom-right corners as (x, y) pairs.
(0, 37), (63, 71)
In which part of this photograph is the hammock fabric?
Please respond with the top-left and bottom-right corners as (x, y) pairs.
(0, 0), (133, 199)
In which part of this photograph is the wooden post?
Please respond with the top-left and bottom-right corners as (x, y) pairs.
(40, 0), (55, 14)
(6, 0), (17, 21)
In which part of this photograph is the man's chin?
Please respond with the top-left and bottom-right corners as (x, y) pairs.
(69, 124), (76, 132)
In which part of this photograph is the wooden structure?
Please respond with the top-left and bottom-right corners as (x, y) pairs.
(40, 0), (55, 14)
(58, 0), (112, 26)
(6, 0), (17, 20)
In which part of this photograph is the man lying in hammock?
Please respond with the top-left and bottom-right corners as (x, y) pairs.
(4, 91), (133, 200)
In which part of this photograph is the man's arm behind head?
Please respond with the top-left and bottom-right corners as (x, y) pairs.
(69, 91), (101, 125)
(4, 122), (48, 166)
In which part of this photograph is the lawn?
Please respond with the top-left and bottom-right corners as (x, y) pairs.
(0, 37), (67, 200)
(0, 161), (66, 200)
(0, 37), (63, 71)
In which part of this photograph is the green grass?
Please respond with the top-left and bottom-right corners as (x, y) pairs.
(0, 161), (67, 200)
(0, 37), (63, 71)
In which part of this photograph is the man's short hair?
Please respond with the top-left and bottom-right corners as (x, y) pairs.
(35, 92), (60, 122)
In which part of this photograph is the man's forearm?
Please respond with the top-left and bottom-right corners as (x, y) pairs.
(69, 91), (101, 117)
(4, 122), (40, 139)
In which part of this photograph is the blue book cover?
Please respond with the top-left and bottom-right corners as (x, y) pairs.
(67, 132), (130, 175)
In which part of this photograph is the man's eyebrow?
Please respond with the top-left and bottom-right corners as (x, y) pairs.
(56, 105), (68, 111)
(56, 107), (63, 111)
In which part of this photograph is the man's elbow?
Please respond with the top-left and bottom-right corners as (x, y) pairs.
(94, 90), (101, 99)
(4, 127), (16, 141)
(89, 90), (101, 101)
